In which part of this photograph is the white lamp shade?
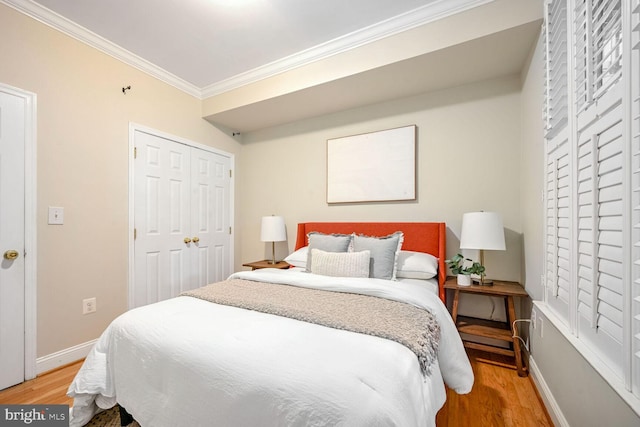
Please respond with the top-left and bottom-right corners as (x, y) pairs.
(459, 212), (506, 251)
(260, 216), (286, 242)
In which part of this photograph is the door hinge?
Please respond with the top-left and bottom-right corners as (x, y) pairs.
(229, 169), (232, 178)
(229, 226), (232, 235)
(134, 228), (137, 240)
(134, 147), (137, 159)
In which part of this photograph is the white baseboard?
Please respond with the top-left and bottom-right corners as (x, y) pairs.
(36, 339), (97, 375)
(529, 356), (569, 427)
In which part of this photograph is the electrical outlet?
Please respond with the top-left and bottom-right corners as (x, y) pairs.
(83, 297), (97, 314)
(531, 308), (537, 329)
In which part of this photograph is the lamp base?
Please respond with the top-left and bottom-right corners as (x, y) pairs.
(473, 278), (494, 286)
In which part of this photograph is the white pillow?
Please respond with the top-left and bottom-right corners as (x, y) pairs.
(284, 246), (309, 269)
(310, 248), (370, 278)
(396, 251), (439, 280)
(352, 232), (404, 280)
(305, 232), (352, 272)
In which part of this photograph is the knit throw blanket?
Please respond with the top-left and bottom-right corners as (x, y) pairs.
(181, 279), (440, 375)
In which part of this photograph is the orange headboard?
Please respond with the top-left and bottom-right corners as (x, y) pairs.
(295, 222), (447, 303)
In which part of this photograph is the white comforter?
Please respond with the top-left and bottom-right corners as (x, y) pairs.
(68, 269), (473, 427)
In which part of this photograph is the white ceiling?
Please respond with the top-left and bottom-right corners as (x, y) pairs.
(5, 0), (542, 132)
(24, 0), (438, 90)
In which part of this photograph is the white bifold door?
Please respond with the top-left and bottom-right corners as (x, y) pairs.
(133, 130), (231, 309)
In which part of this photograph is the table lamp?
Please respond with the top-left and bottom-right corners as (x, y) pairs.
(459, 211), (506, 285)
(261, 215), (286, 264)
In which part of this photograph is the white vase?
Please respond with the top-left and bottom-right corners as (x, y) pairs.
(457, 274), (472, 286)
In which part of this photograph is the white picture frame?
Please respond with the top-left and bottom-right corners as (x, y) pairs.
(326, 125), (416, 204)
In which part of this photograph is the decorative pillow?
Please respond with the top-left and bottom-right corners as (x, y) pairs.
(396, 251), (439, 279)
(310, 248), (370, 278)
(352, 231), (404, 280)
(305, 232), (353, 272)
(283, 246), (309, 269)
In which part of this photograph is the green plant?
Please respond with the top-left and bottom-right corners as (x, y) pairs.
(445, 253), (486, 277)
(445, 253), (471, 275)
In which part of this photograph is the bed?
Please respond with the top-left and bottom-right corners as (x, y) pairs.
(68, 222), (473, 427)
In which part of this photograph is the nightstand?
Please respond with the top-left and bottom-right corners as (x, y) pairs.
(444, 277), (529, 377)
(242, 260), (290, 270)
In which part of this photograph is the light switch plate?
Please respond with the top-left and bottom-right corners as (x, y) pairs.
(48, 207), (64, 225)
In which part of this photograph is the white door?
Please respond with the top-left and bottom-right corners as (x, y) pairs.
(0, 89), (26, 390)
(190, 148), (231, 288)
(133, 130), (231, 308)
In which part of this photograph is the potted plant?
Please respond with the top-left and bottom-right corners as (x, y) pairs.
(445, 253), (472, 286)
(445, 254), (485, 286)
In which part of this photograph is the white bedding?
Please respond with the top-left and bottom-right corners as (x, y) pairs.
(68, 269), (473, 427)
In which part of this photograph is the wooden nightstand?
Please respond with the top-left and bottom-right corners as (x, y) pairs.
(444, 277), (529, 377)
(242, 260), (291, 270)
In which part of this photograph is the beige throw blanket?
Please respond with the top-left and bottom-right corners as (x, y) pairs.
(181, 279), (440, 375)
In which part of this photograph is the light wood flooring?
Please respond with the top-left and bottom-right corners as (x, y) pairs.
(0, 349), (553, 426)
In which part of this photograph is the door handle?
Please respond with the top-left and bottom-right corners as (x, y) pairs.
(192, 237), (200, 243)
(4, 250), (19, 260)
(184, 237), (192, 244)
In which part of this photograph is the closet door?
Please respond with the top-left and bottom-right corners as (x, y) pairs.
(133, 130), (231, 308)
(134, 131), (191, 307)
(189, 147), (231, 289)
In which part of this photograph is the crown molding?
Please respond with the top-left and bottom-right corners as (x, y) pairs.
(1, 0), (202, 98)
(3, 0), (493, 100)
(200, 0), (494, 98)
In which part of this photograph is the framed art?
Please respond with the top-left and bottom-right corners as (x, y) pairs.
(326, 125), (416, 204)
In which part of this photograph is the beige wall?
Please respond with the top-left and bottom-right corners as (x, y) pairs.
(520, 32), (545, 298)
(239, 75), (524, 291)
(0, 3), (241, 357)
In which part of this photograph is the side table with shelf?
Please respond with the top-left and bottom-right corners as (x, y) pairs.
(444, 277), (529, 377)
(242, 260), (290, 270)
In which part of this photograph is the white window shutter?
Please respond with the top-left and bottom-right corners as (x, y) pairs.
(546, 138), (572, 322)
(545, 0), (569, 137)
(576, 0), (623, 111)
(576, 112), (626, 378)
(545, 0), (640, 395)
(630, 0), (640, 398)
(574, 0), (625, 377)
(592, 0), (623, 96)
(575, 0), (590, 110)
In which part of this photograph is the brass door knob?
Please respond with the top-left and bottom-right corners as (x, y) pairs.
(4, 250), (19, 260)
(184, 237), (192, 244)
(192, 237), (200, 243)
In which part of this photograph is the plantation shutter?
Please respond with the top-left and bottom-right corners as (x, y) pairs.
(574, 0), (625, 377)
(630, 0), (640, 397)
(576, 107), (625, 377)
(546, 139), (571, 322)
(545, 0), (640, 400)
(575, 0), (589, 110)
(545, 0), (569, 137)
(575, 0), (623, 111)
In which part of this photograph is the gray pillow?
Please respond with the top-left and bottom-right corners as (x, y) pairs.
(352, 232), (404, 280)
(305, 232), (352, 272)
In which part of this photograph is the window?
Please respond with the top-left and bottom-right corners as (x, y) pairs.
(544, 0), (568, 137)
(544, 0), (640, 403)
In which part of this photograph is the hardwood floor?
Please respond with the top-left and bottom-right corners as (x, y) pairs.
(0, 350), (553, 426)
(0, 360), (79, 406)
(436, 349), (553, 427)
